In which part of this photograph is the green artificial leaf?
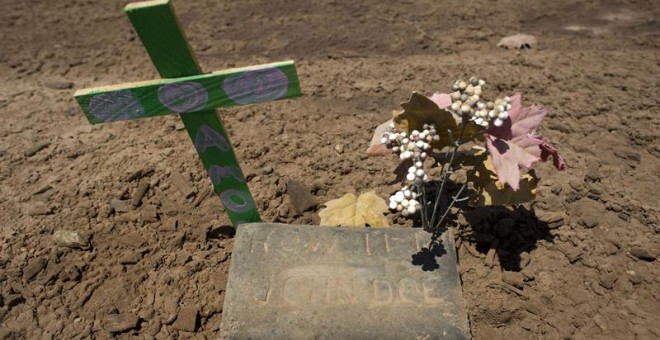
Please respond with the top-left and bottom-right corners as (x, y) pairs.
(471, 154), (539, 206)
(318, 191), (389, 227)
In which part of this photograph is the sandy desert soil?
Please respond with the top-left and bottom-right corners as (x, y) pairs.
(1, 0), (659, 339)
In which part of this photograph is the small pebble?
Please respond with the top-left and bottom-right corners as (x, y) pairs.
(261, 166), (274, 175)
(580, 216), (599, 228)
(502, 271), (525, 288)
(26, 202), (52, 216)
(102, 313), (139, 333)
(568, 179), (583, 191)
(536, 211), (566, 229)
(24, 141), (50, 157)
(630, 246), (656, 261)
(614, 149), (641, 162)
(286, 180), (316, 214)
(558, 245), (582, 264)
(23, 257), (47, 281)
(109, 198), (129, 213)
(44, 80), (73, 90)
(169, 172), (195, 198)
(585, 163), (601, 182)
(53, 230), (90, 250)
(172, 306), (198, 333)
(119, 252), (142, 265)
(599, 273), (618, 290)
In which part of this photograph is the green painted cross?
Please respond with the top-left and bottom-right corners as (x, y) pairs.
(74, 0), (301, 226)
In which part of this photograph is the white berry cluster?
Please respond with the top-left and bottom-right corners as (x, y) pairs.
(381, 123), (441, 216)
(380, 122), (439, 163)
(448, 77), (512, 128)
(388, 186), (420, 216)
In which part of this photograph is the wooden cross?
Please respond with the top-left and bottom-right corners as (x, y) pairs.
(74, 0), (301, 226)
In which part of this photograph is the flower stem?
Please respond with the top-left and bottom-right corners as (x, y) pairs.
(426, 119), (469, 231)
(417, 183), (428, 229)
(434, 181), (467, 229)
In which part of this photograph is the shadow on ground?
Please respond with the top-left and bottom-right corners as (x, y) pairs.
(462, 206), (554, 271)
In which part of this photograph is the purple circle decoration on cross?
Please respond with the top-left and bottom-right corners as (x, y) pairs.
(220, 189), (255, 213)
(222, 68), (289, 105)
(89, 90), (145, 122)
(158, 81), (209, 113)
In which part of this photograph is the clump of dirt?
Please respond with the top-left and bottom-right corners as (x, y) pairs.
(1, 0), (659, 339)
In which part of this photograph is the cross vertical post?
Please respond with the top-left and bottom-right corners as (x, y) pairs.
(74, 0), (301, 226)
(125, 0), (261, 226)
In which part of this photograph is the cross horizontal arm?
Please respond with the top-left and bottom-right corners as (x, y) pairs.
(74, 61), (300, 124)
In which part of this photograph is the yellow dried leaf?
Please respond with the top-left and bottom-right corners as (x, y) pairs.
(393, 92), (479, 150)
(471, 155), (539, 206)
(318, 191), (389, 228)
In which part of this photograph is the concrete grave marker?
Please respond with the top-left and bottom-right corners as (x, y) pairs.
(220, 223), (469, 339)
(74, 0), (301, 226)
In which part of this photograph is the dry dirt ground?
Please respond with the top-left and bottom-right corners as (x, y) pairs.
(1, 0), (659, 339)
